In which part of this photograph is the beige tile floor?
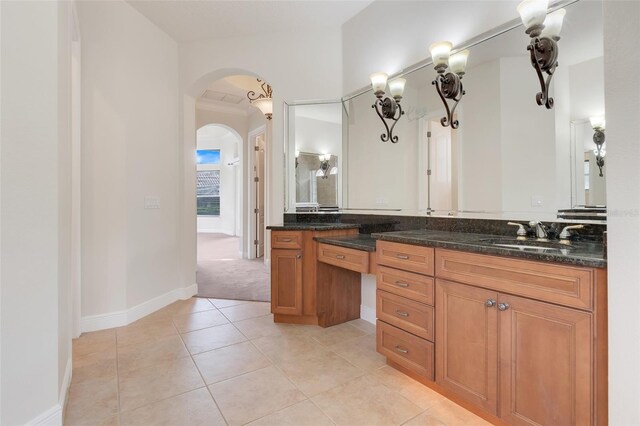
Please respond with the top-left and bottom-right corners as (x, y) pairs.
(65, 297), (491, 426)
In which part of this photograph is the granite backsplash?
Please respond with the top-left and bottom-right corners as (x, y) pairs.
(283, 213), (606, 242)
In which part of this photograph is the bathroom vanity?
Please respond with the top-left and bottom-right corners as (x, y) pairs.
(268, 220), (607, 426)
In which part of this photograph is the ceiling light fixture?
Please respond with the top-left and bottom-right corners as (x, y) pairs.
(429, 41), (469, 129)
(370, 72), (406, 143)
(247, 79), (273, 120)
(517, 0), (566, 109)
(590, 116), (606, 177)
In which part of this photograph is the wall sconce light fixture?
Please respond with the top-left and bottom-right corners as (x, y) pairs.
(429, 41), (469, 129)
(370, 73), (406, 143)
(295, 150), (300, 168)
(247, 79), (273, 120)
(517, 0), (566, 109)
(590, 116), (606, 177)
(316, 154), (336, 179)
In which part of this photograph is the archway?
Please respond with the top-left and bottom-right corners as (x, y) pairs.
(182, 69), (273, 302)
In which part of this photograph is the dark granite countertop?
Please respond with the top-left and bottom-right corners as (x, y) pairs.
(267, 223), (360, 231)
(371, 230), (607, 268)
(313, 234), (377, 252)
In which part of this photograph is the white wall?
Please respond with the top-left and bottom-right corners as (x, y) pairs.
(196, 126), (239, 235)
(603, 2), (640, 424)
(342, 1), (521, 94)
(78, 0), (188, 323)
(1, 1), (73, 423)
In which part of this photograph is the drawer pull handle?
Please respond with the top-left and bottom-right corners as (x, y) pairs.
(395, 310), (409, 317)
(396, 254), (410, 260)
(280, 238), (292, 242)
(335, 255), (345, 259)
(395, 281), (410, 288)
(394, 345), (409, 354)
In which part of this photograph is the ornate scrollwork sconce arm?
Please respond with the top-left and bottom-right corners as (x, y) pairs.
(372, 97), (405, 143)
(432, 72), (465, 129)
(528, 37), (558, 109)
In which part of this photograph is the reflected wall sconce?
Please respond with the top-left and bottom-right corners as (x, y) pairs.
(316, 154), (337, 179)
(429, 41), (469, 129)
(247, 79), (273, 120)
(295, 150), (300, 168)
(590, 116), (606, 177)
(517, 0), (566, 109)
(370, 73), (406, 143)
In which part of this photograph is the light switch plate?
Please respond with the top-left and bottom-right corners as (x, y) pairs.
(144, 196), (160, 209)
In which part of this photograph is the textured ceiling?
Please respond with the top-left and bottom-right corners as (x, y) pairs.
(127, 0), (374, 42)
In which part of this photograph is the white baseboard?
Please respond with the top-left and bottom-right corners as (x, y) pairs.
(27, 403), (62, 426)
(59, 356), (72, 411)
(80, 283), (197, 333)
(360, 304), (376, 324)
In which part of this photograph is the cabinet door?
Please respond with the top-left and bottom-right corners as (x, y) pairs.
(499, 294), (592, 426)
(435, 279), (499, 414)
(271, 249), (303, 315)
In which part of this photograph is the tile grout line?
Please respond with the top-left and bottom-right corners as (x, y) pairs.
(114, 328), (122, 425)
(173, 300), (231, 426)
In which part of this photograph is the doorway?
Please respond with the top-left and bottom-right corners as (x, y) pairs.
(419, 112), (458, 214)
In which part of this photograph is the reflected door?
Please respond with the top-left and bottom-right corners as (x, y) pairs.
(427, 118), (456, 212)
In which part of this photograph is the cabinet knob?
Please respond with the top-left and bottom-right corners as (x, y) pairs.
(485, 299), (496, 308)
(296, 254), (302, 259)
(498, 303), (510, 311)
(394, 345), (409, 354)
(395, 310), (409, 317)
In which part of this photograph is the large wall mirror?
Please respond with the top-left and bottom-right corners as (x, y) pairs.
(285, 0), (605, 221)
(284, 101), (344, 212)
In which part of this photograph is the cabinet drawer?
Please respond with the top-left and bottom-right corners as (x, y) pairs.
(377, 320), (434, 381)
(317, 243), (369, 273)
(435, 249), (594, 310)
(377, 266), (434, 305)
(376, 241), (434, 276)
(271, 231), (303, 250)
(376, 290), (434, 341)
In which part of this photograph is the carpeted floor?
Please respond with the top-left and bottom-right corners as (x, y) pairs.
(196, 233), (270, 302)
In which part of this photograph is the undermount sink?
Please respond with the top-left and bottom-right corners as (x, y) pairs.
(479, 238), (574, 253)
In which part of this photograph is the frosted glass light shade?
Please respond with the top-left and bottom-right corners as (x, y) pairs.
(429, 41), (453, 68)
(449, 50), (470, 75)
(295, 150), (300, 158)
(517, 0), (549, 31)
(329, 166), (338, 175)
(370, 72), (388, 94)
(316, 169), (324, 177)
(541, 8), (566, 39)
(388, 78), (406, 99)
(590, 116), (606, 130)
(252, 97), (273, 118)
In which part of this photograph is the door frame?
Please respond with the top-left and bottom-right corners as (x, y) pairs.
(71, 2), (82, 338)
(248, 124), (267, 260)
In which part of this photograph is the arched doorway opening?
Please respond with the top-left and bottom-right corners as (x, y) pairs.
(186, 71), (273, 302)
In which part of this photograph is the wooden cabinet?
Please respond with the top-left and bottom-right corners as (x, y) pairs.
(375, 241), (607, 426)
(435, 279), (499, 414)
(375, 241), (435, 381)
(270, 249), (302, 315)
(498, 294), (593, 426)
(270, 228), (361, 327)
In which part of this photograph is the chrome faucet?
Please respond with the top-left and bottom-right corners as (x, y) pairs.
(529, 221), (549, 241)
